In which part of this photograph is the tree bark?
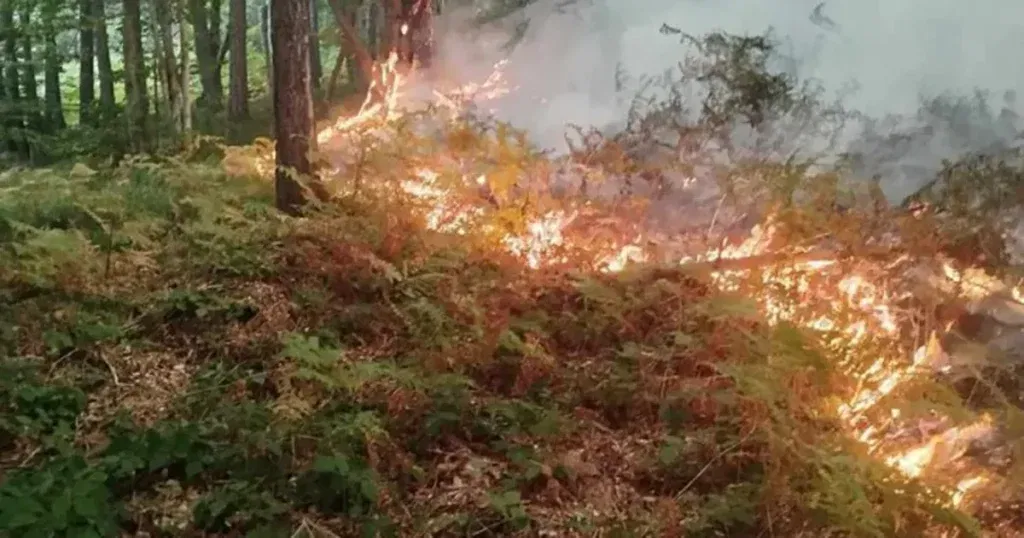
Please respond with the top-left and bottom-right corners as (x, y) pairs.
(179, 0), (193, 140)
(227, 0), (249, 127)
(20, 1), (41, 138)
(260, 0), (272, 97)
(327, 0), (373, 91)
(309, 0), (321, 91)
(154, 0), (182, 136)
(123, 0), (149, 152)
(78, 0), (95, 125)
(272, 0), (323, 214)
(42, 0), (65, 131)
(1, 0), (24, 158)
(94, 0), (116, 118)
(190, 0), (224, 122)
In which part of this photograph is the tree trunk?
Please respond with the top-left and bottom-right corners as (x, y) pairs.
(381, 0), (400, 57)
(260, 0), (271, 97)
(1, 1), (24, 158)
(272, 0), (323, 214)
(406, 0), (433, 68)
(179, 0), (193, 140)
(327, 0), (373, 91)
(227, 0), (248, 127)
(42, 0), (65, 131)
(78, 0), (95, 125)
(150, 9), (165, 131)
(94, 0), (116, 118)
(123, 0), (148, 152)
(190, 0), (223, 124)
(154, 0), (182, 137)
(20, 1), (41, 139)
(0, 45), (7, 153)
(309, 0), (321, 92)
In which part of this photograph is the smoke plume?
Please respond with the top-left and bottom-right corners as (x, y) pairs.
(430, 0), (1024, 204)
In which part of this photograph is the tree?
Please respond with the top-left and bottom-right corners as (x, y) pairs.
(78, 0), (95, 125)
(123, 0), (148, 152)
(2, 0), (24, 157)
(309, 0), (321, 92)
(94, 0), (116, 117)
(42, 0), (65, 131)
(20, 0), (41, 139)
(153, 0), (184, 138)
(272, 0), (323, 214)
(190, 0), (225, 126)
(227, 0), (248, 128)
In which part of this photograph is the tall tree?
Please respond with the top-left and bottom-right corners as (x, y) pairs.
(178, 0), (193, 139)
(20, 1), (40, 137)
(227, 0), (248, 126)
(94, 0), (115, 116)
(327, 0), (372, 92)
(309, 0), (321, 91)
(123, 0), (148, 151)
(153, 0), (182, 136)
(78, 0), (95, 124)
(2, 0), (24, 156)
(42, 0), (66, 131)
(272, 0), (323, 214)
(189, 0), (224, 122)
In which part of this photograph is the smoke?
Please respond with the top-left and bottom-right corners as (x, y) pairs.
(430, 0), (1024, 204)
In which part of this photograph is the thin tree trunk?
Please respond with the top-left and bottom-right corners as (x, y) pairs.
(381, 0), (400, 57)
(272, 0), (323, 214)
(309, 0), (321, 92)
(260, 0), (271, 97)
(42, 0), (65, 131)
(227, 0), (248, 128)
(20, 1), (41, 140)
(123, 0), (148, 152)
(327, 0), (373, 92)
(190, 0), (223, 123)
(150, 9), (165, 129)
(94, 0), (116, 118)
(1, 1), (24, 158)
(179, 0), (193, 140)
(154, 0), (182, 137)
(78, 0), (95, 125)
(0, 45), (7, 153)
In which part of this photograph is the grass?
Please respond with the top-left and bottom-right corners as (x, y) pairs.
(0, 154), (1000, 537)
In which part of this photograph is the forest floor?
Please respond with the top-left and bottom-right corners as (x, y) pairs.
(0, 159), (995, 537)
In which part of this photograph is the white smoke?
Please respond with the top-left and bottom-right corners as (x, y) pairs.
(430, 0), (1024, 203)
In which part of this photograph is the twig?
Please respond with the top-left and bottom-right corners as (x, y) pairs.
(18, 446), (42, 468)
(98, 351), (121, 386)
(675, 426), (757, 500)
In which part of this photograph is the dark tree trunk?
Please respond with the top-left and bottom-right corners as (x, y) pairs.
(123, 0), (149, 151)
(260, 0), (271, 97)
(94, 0), (116, 118)
(2, 1), (24, 157)
(228, 0), (249, 126)
(42, 0), (65, 131)
(20, 2), (41, 138)
(309, 0), (321, 91)
(406, 0), (433, 68)
(190, 0), (224, 122)
(327, 0), (373, 91)
(272, 0), (324, 214)
(78, 0), (95, 125)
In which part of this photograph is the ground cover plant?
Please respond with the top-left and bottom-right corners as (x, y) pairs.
(0, 135), (1021, 537)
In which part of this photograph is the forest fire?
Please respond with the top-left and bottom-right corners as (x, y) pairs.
(272, 49), (1022, 519)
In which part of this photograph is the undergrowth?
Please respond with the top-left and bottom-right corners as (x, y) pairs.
(0, 154), (995, 538)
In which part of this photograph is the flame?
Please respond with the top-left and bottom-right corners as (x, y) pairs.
(283, 48), (1014, 516)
